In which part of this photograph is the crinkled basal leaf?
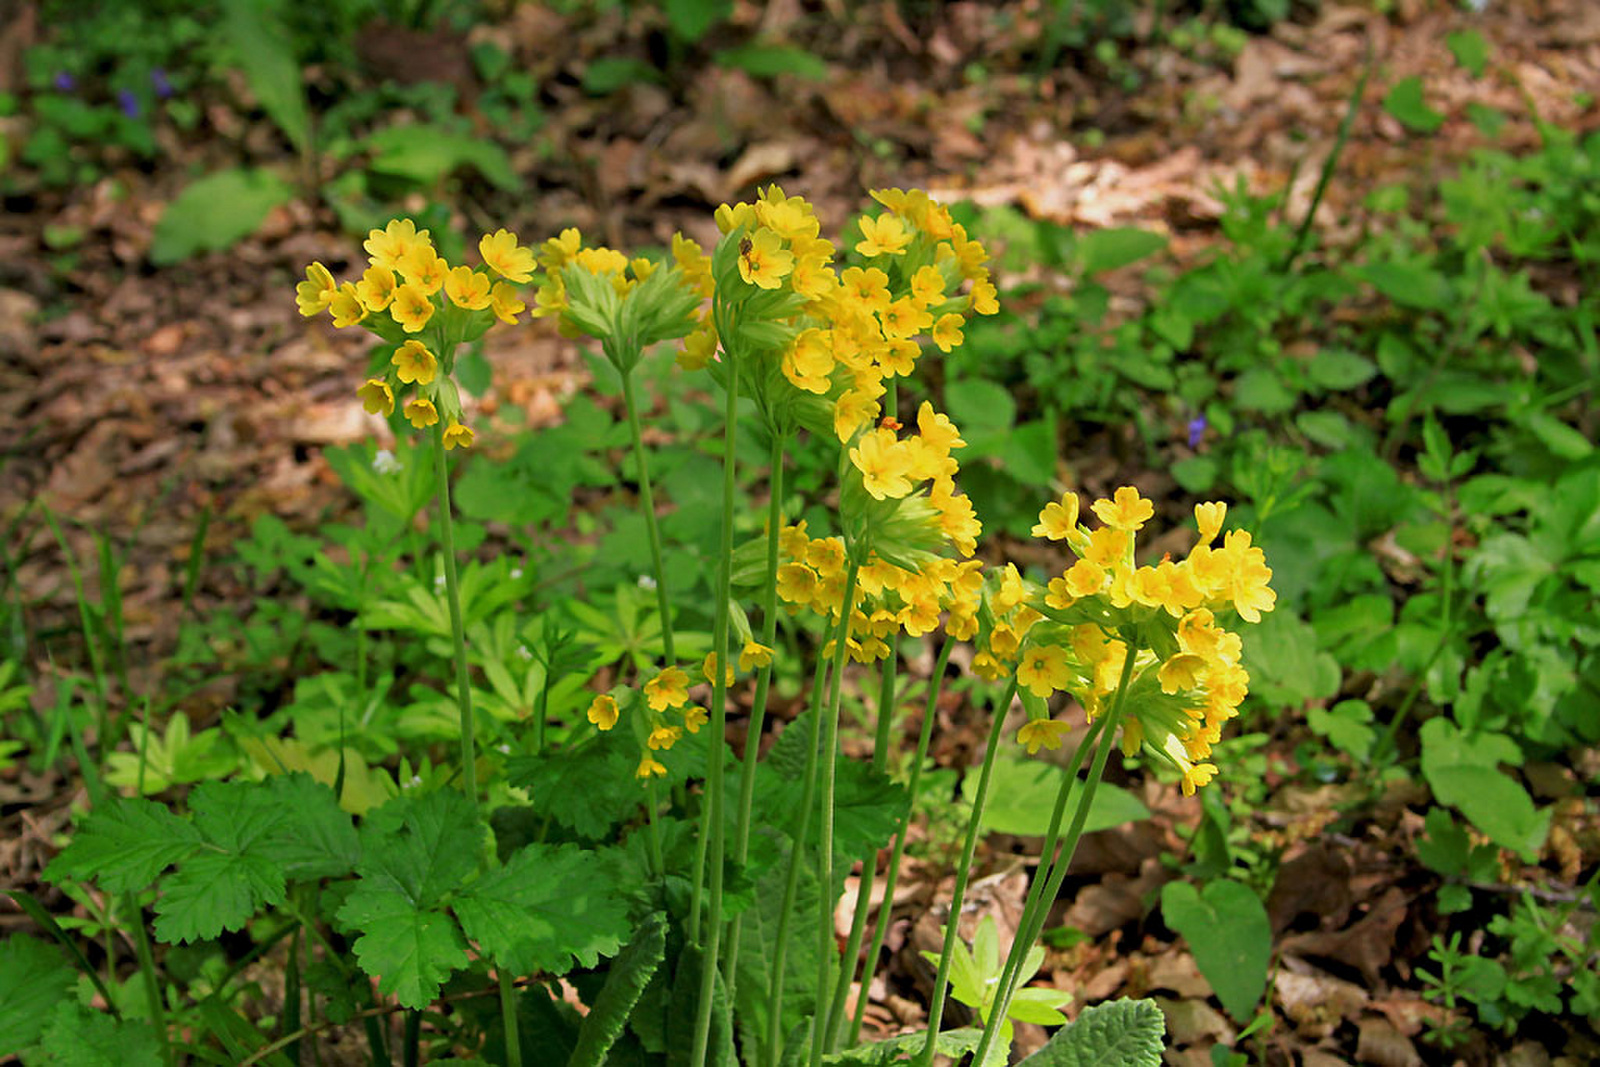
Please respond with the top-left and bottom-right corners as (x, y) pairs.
(40, 1002), (163, 1067)
(453, 842), (629, 976)
(0, 937), (77, 1055)
(757, 755), (907, 861)
(821, 1027), (983, 1066)
(567, 913), (668, 1067)
(44, 795), (202, 894)
(1016, 998), (1164, 1067)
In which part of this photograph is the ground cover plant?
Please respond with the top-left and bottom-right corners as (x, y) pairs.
(1, 2), (1597, 1065)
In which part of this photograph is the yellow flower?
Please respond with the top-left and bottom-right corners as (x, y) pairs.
(1083, 526), (1124, 570)
(1017, 718), (1072, 755)
(647, 724), (683, 751)
(970, 277), (999, 315)
(328, 283), (367, 328)
(776, 563), (818, 604)
(390, 283), (435, 333)
(1016, 644), (1072, 699)
(442, 421), (474, 450)
(1195, 502), (1227, 546)
(679, 323), (719, 371)
(644, 666), (690, 711)
(587, 693), (620, 730)
(635, 756), (667, 779)
(398, 247), (449, 294)
(539, 227), (582, 269)
(490, 282), (525, 325)
(703, 652), (735, 686)
(392, 340), (438, 385)
(355, 265), (397, 311)
(404, 397), (439, 429)
(840, 266), (891, 313)
(917, 402), (965, 453)
(1063, 558), (1104, 598)
(1044, 576), (1076, 611)
(479, 228), (536, 283)
(910, 264), (945, 308)
(357, 378), (394, 416)
(445, 266), (493, 310)
(880, 297), (932, 341)
(738, 228), (794, 290)
(1157, 654), (1206, 695)
(739, 641), (774, 671)
(365, 218), (430, 270)
(682, 705), (708, 733)
(1181, 762), (1218, 796)
(296, 262), (337, 316)
(1032, 492), (1080, 540)
(1221, 530), (1276, 623)
(1091, 486), (1155, 531)
(855, 212), (910, 257)
(850, 428), (913, 500)
(931, 313), (965, 352)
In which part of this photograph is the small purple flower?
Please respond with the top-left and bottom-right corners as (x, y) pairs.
(54, 71), (75, 92)
(117, 88), (140, 118)
(1187, 415), (1207, 450)
(151, 68), (172, 99)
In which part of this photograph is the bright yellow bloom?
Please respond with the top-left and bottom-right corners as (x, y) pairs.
(398, 247), (449, 294)
(970, 277), (999, 315)
(390, 283), (435, 333)
(1083, 526), (1125, 569)
(297, 262), (337, 316)
(1044, 575), (1076, 611)
(682, 705), (708, 733)
(855, 212), (910, 257)
(355, 265), (397, 311)
(879, 297), (932, 341)
(328, 284), (367, 328)
(1157, 653), (1206, 694)
(1016, 644), (1072, 699)
(1092, 486), (1155, 531)
(1195, 502), (1227, 546)
(850, 428), (913, 500)
(442, 421), (474, 450)
(679, 323), (719, 371)
(392, 340), (438, 385)
(840, 266), (891, 313)
(1063, 558), (1105, 598)
(1017, 719), (1072, 755)
(357, 378), (394, 416)
(1032, 493), (1080, 540)
(931, 313), (965, 352)
(647, 724), (683, 751)
(364, 218), (430, 270)
(490, 282), (525, 325)
(403, 397), (439, 429)
(636, 756), (668, 779)
(644, 666), (690, 711)
(777, 563), (818, 603)
(703, 652), (735, 686)
(1221, 529), (1276, 623)
(833, 389), (880, 442)
(445, 266), (493, 310)
(479, 228), (536, 283)
(739, 641), (774, 671)
(539, 227), (582, 269)
(738, 228), (794, 290)
(910, 265), (945, 308)
(587, 693), (619, 730)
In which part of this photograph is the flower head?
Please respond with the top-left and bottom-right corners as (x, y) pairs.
(442, 421), (474, 450)
(1017, 719), (1072, 755)
(392, 340), (438, 385)
(644, 666), (690, 711)
(479, 229), (536, 283)
(587, 694), (619, 730)
(738, 228), (795, 290)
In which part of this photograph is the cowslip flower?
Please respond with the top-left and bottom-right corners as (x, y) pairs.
(392, 340), (437, 385)
(296, 263), (336, 317)
(1017, 719), (1072, 755)
(442, 421), (474, 450)
(357, 379), (394, 417)
(479, 229), (536, 283)
(644, 666), (689, 711)
(390, 284), (435, 333)
(445, 266), (492, 310)
(856, 213), (910, 257)
(1032, 492), (1080, 541)
(587, 694), (619, 730)
(738, 229), (794, 289)
(1016, 644), (1072, 699)
(328, 284), (366, 328)
(636, 756), (667, 779)
(1091, 486), (1154, 531)
(404, 397), (439, 429)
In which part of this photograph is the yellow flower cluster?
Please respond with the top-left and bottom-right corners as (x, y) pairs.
(297, 219), (537, 448)
(531, 227), (713, 339)
(1000, 489), (1276, 795)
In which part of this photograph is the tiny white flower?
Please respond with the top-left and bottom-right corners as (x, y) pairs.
(497, 743), (511, 754)
(510, 567), (523, 580)
(405, 774), (422, 789)
(372, 448), (402, 474)
(638, 574), (658, 590)
(434, 574), (446, 589)
(516, 644), (532, 660)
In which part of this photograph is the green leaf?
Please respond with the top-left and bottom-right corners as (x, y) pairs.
(568, 913), (668, 1067)
(1017, 997), (1164, 1066)
(1418, 719), (1548, 860)
(583, 58), (664, 94)
(1076, 228), (1167, 276)
(1231, 368), (1296, 415)
(219, 0), (310, 152)
(735, 835), (821, 1064)
(454, 842), (629, 975)
(39, 1002), (163, 1067)
(664, 0), (731, 42)
(0, 937), (77, 1055)
(149, 168), (293, 265)
(1383, 76), (1444, 133)
(666, 945), (735, 1067)
(1446, 30), (1489, 78)
(44, 795), (203, 894)
(1349, 261), (1452, 311)
(1170, 456), (1218, 494)
(1305, 348), (1376, 391)
(964, 756), (1148, 837)
(714, 43), (829, 80)
(1240, 611), (1340, 708)
(1160, 880), (1271, 1021)
(257, 773), (361, 880)
(822, 1028), (983, 1065)
(153, 780), (294, 943)
(365, 125), (520, 192)
(336, 790), (480, 1007)
(506, 743), (643, 840)
(944, 378), (1017, 441)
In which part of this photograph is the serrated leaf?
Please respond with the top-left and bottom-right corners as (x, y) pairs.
(44, 795), (203, 894)
(258, 773), (361, 880)
(155, 849), (287, 944)
(453, 843), (629, 976)
(1160, 881), (1270, 1021)
(1017, 998), (1164, 1066)
(666, 945), (735, 1067)
(822, 1027), (983, 1066)
(735, 835), (821, 1065)
(40, 1002), (163, 1067)
(1419, 719), (1548, 860)
(0, 937), (77, 1055)
(568, 913), (667, 1067)
(506, 743), (642, 839)
(149, 168), (293, 265)
(339, 888), (468, 1008)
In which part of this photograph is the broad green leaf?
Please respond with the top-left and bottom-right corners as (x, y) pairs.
(568, 913), (667, 1067)
(453, 843), (629, 976)
(1419, 720), (1548, 860)
(1305, 348), (1376, 391)
(1017, 997), (1164, 1066)
(734, 835), (821, 1064)
(1160, 880), (1271, 1022)
(822, 1028), (983, 1065)
(0, 937), (77, 1055)
(39, 1002), (163, 1067)
(1446, 30), (1489, 78)
(149, 168), (293, 265)
(506, 743), (643, 840)
(944, 378), (1017, 441)
(219, 0), (310, 152)
(366, 125), (520, 192)
(1231, 368), (1296, 415)
(1349, 261), (1452, 310)
(666, 945), (735, 1067)
(1383, 76), (1444, 133)
(1076, 228), (1167, 276)
(155, 849), (287, 944)
(1241, 611), (1340, 709)
(339, 887), (468, 1009)
(257, 773), (361, 880)
(44, 795), (202, 894)
(964, 756), (1148, 837)
(584, 58), (665, 94)
(714, 43), (829, 80)
(665, 0), (731, 43)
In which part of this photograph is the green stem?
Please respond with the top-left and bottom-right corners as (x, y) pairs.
(432, 422), (478, 808)
(972, 648), (1138, 1066)
(725, 428), (789, 997)
(498, 970), (522, 1066)
(917, 676), (1021, 1067)
(621, 366), (676, 664)
(125, 894), (172, 1066)
(688, 349), (741, 1067)
(822, 639), (899, 1049)
(1281, 39), (1372, 273)
(848, 638), (954, 1047)
(808, 560), (863, 1067)
(765, 612), (845, 1066)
